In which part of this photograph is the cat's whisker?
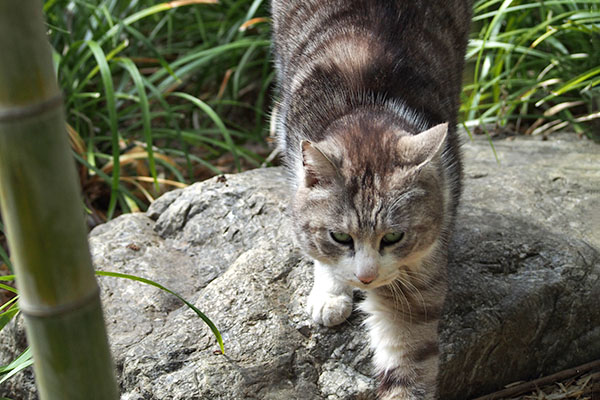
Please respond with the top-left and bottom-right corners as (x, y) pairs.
(398, 277), (428, 319)
(390, 279), (412, 324)
(403, 268), (439, 286)
(387, 281), (402, 323)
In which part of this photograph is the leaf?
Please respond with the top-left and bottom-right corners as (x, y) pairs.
(87, 40), (121, 219)
(0, 283), (17, 294)
(0, 307), (19, 332)
(0, 348), (33, 384)
(118, 58), (158, 191)
(95, 270), (224, 354)
(170, 92), (240, 171)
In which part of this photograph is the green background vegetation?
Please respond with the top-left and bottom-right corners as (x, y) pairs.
(2, 0), (599, 230)
(40, 0), (600, 223)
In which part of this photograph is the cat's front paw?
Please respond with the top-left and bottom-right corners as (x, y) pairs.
(307, 290), (353, 327)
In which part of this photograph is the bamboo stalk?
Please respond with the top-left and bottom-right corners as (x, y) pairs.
(0, 1), (118, 399)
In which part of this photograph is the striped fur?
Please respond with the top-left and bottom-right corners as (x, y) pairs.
(271, 0), (471, 398)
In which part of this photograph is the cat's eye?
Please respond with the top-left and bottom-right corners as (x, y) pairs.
(381, 232), (405, 247)
(330, 232), (353, 245)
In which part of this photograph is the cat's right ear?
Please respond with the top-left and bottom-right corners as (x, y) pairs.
(397, 123), (448, 168)
(301, 140), (337, 188)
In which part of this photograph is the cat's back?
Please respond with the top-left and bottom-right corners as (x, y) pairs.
(271, 0), (471, 127)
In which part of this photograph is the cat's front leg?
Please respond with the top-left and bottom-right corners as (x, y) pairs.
(362, 286), (445, 400)
(307, 260), (353, 327)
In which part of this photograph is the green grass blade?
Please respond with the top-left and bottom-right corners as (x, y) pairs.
(121, 23), (179, 81)
(244, 0), (265, 22)
(474, 0), (514, 81)
(163, 148), (223, 176)
(87, 40), (120, 219)
(148, 39), (270, 87)
(0, 295), (18, 313)
(0, 283), (17, 294)
(170, 92), (240, 171)
(232, 43), (258, 98)
(71, 152), (147, 211)
(95, 270), (224, 354)
(0, 221), (10, 272)
(0, 243), (13, 273)
(536, 66), (600, 106)
(0, 307), (19, 332)
(0, 348), (33, 384)
(118, 58), (158, 191)
(79, 39), (129, 92)
(142, 81), (194, 179)
(67, 1), (216, 108)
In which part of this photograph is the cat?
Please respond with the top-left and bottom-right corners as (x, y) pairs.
(270, 1), (471, 399)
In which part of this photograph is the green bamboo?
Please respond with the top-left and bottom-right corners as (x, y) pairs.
(0, 1), (118, 399)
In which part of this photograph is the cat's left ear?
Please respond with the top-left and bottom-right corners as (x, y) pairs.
(301, 140), (338, 188)
(397, 123), (447, 168)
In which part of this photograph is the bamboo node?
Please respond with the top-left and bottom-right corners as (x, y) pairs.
(19, 285), (101, 318)
(0, 93), (63, 123)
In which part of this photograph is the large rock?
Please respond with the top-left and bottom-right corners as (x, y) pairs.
(1, 133), (598, 399)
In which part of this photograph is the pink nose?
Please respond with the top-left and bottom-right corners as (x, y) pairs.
(356, 273), (376, 284)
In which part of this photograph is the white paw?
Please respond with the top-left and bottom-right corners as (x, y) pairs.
(307, 290), (353, 327)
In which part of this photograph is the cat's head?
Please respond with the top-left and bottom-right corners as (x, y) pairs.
(292, 112), (449, 289)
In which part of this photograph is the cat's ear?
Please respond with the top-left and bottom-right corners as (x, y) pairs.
(301, 140), (337, 188)
(397, 123), (448, 168)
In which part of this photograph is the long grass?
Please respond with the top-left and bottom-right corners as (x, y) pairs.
(44, 0), (272, 220)
(463, 0), (600, 140)
(17, 0), (600, 224)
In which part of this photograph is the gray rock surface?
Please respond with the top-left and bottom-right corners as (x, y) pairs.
(1, 133), (599, 399)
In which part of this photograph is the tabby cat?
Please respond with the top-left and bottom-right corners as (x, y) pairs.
(270, 1), (471, 398)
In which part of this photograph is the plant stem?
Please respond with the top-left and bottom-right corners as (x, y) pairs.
(0, 1), (118, 398)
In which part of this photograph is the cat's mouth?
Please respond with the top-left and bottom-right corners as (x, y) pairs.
(348, 271), (401, 290)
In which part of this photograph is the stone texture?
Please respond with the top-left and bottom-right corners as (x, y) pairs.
(1, 133), (598, 399)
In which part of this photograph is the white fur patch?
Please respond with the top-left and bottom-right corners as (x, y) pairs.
(360, 292), (440, 374)
(307, 260), (353, 326)
(361, 294), (408, 372)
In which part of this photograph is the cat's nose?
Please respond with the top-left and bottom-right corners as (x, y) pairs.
(355, 273), (376, 284)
